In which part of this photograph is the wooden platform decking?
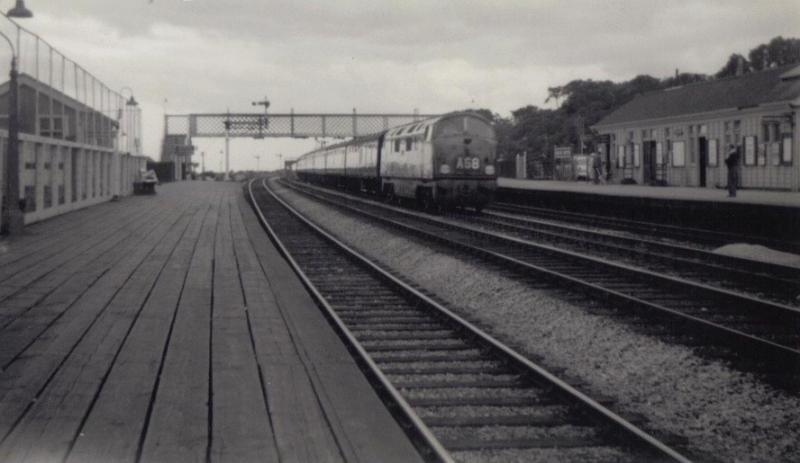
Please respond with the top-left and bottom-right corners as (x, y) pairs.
(0, 181), (422, 463)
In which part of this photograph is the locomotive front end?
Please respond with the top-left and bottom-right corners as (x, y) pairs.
(431, 113), (498, 211)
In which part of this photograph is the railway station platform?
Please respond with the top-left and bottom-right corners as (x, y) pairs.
(497, 178), (800, 243)
(0, 181), (422, 463)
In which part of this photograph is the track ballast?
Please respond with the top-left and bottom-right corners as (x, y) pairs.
(248, 178), (690, 463)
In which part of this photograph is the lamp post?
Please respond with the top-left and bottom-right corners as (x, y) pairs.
(118, 86), (138, 155)
(1, 0), (34, 235)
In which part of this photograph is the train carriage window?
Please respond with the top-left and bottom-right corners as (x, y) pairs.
(406, 138), (413, 151)
(424, 126), (430, 140)
(395, 139), (401, 152)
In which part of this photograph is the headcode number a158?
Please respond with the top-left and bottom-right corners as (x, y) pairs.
(456, 157), (480, 169)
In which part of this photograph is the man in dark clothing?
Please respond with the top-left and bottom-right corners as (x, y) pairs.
(725, 144), (740, 197)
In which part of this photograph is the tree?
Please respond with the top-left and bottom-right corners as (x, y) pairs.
(716, 53), (750, 78)
(662, 72), (708, 87)
(748, 36), (800, 71)
(545, 86), (565, 106)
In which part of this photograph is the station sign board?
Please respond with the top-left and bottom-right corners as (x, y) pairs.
(554, 146), (572, 160)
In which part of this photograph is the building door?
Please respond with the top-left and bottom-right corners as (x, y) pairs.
(642, 141), (657, 185)
(599, 142), (611, 180)
(698, 137), (707, 187)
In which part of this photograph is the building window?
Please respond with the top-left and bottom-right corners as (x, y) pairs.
(617, 145), (625, 168)
(24, 185), (36, 212)
(665, 127), (671, 138)
(672, 141), (685, 167)
(656, 142), (663, 165)
(39, 116), (64, 139)
(634, 144), (641, 167)
(763, 122), (778, 142)
(708, 139), (718, 166)
(44, 186), (52, 209)
(743, 135), (757, 166)
(782, 135), (793, 165)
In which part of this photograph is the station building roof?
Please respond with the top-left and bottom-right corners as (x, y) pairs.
(595, 64), (800, 128)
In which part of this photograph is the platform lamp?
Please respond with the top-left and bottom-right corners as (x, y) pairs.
(1, 1), (33, 235)
(119, 87), (138, 155)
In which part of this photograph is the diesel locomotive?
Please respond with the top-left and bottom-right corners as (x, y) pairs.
(293, 111), (498, 211)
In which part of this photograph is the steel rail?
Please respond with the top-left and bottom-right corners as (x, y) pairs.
(483, 209), (800, 278)
(246, 178), (454, 463)
(464, 210), (800, 301)
(282, 181), (800, 375)
(491, 201), (800, 255)
(253, 177), (692, 462)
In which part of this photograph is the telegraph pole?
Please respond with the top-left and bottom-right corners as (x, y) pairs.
(252, 96), (270, 116)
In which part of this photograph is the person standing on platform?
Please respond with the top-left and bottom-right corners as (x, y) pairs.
(590, 151), (601, 184)
(725, 144), (740, 197)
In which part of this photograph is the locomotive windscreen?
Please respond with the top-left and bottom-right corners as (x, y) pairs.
(434, 115), (494, 139)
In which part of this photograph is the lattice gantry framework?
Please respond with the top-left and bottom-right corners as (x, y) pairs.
(165, 112), (441, 139)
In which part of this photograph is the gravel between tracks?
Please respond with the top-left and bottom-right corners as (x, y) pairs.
(272, 181), (800, 462)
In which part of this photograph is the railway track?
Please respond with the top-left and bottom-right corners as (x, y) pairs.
(279, 180), (800, 390)
(247, 178), (690, 463)
(452, 209), (800, 306)
(490, 201), (800, 256)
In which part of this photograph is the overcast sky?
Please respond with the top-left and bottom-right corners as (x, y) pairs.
(6, 0), (799, 171)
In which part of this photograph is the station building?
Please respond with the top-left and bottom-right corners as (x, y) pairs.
(0, 74), (147, 226)
(159, 134), (194, 181)
(593, 64), (800, 191)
